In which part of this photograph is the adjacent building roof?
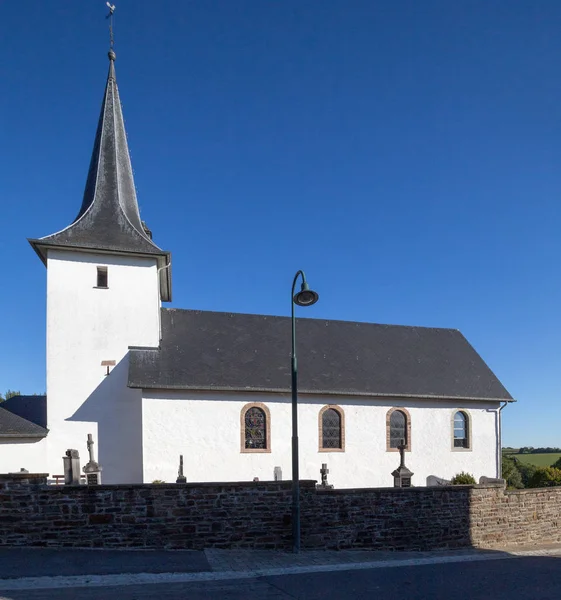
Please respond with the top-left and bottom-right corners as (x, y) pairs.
(0, 406), (48, 439)
(28, 51), (171, 301)
(0, 395), (47, 429)
(128, 308), (513, 402)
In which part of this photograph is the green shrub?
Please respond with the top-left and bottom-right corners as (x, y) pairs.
(516, 461), (537, 488)
(502, 455), (523, 489)
(551, 457), (561, 470)
(528, 467), (561, 488)
(450, 472), (476, 485)
(152, 479), (166, 484)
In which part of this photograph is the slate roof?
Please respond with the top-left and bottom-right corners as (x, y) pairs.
(128, 308), (513, 401)
(29, 52), (171, 301)
(0, 395), (47, 429)
(0, 406), (48, 439)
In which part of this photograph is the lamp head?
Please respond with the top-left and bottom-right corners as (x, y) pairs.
(293, 282), (319, 307)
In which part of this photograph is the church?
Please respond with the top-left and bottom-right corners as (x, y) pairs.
(0, 49), (514, 487)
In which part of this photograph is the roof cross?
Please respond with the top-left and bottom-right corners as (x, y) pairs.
(106, 2), (116, 51)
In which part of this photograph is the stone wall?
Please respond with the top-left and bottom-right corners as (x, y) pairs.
(302, 485), (473, 550)
(0, 474), (559, 550)
(470, 485), (561, 548)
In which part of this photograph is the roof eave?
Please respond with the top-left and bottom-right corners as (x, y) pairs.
(0, 432), (48, 439)
(28, 239), (172, 302)
(127, 380), (514, 403)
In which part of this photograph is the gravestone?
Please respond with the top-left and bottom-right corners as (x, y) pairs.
(392, 440), (414, 487)
(426, 475), (451, 487)
(274, 466), (282, 481)
(82, 434), (102, 485)
(479, 476), (505, 485)
(317, 463), (334, 489)
(63, 449), (81, 486)
(176, 455), (187, 484)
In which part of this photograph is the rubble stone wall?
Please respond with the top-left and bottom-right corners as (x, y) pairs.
(0, 474), (557, 550)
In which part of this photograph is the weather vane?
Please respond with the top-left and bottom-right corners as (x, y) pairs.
(106, 2), (116, 51)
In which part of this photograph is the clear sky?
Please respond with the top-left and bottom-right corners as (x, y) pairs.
(1, 1), (560, 447)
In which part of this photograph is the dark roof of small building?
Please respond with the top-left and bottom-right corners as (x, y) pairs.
(28, 52), (172, 301)
(128, 308), (513, 401)
(0, 395), (47, 429)
(0, 406), (48, 439)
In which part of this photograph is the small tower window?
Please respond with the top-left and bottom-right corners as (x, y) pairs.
(96, 267), (108, 288)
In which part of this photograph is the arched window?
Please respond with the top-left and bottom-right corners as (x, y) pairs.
(319, 406), (345, 451)
(240, 403), (271, 452)
(386, 408), (411, 451)
(453, 411), (470, 449)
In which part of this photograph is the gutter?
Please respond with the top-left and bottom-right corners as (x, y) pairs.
(497, 400), (510, 478)
(127, 379), (515, 404)
(0, 433), (48, 439)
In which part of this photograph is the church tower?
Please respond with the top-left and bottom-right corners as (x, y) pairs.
(29, 50), (171, 482)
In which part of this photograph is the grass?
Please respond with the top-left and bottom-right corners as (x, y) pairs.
(513, 453), (561, 467)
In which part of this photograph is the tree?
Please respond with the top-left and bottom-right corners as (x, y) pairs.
(528, 467), (561, 488)
(516, 461), (537, 488)
(502, 455), (523, 489)
(0, 390), (21, 402)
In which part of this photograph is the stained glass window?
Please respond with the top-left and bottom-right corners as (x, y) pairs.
(321, 408), (342, 449)
(390, 410), (407, 448)
(454, 411), (469, 448)
(245, 407), (266, 449)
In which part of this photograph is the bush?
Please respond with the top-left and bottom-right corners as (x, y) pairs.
(450, 472), (476, 485)
(528, 467), (561, 488)
(551, 457), (561, 470)
(151, 479), (166, 484)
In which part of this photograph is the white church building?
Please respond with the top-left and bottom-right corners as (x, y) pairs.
(0, 50), (514, 487)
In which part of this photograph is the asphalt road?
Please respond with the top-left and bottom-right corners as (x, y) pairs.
(1, 556), (560, 600)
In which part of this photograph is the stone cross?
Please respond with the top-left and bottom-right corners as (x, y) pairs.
(87, 434), (95, 463)
(317, 463), (334, 489)
(321, 463), (329, 485)
(176, 455), (187, 484)
(398, 439), (406, 468)
(83, 434), (102, 485)
(392, 438), (413, 488)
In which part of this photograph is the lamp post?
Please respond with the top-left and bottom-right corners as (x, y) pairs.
(291, 270), (319, 553)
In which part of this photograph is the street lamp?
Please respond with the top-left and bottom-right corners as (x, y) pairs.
(291, 270), (319, 553)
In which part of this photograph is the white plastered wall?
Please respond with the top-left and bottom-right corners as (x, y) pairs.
(142, 390), (500, 487)
(0, 439), (48, 474)
(41, 249), (161, 482)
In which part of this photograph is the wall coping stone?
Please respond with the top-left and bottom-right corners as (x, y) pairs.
(316, 483), (505, 494)
(505, 486), (561, 496)
(0, 473), (49, 481)
(0, 478), (318, 491)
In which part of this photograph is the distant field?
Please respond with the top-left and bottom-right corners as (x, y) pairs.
(513, 453), (561, 467)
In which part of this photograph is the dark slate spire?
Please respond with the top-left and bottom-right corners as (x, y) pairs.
(30, 51), (172, 301)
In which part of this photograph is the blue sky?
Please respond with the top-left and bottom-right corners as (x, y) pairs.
(1, 1), (560, 447)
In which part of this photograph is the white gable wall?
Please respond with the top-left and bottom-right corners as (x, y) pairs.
(43, 249), (161, 481)
(142, 390), (500, 488)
